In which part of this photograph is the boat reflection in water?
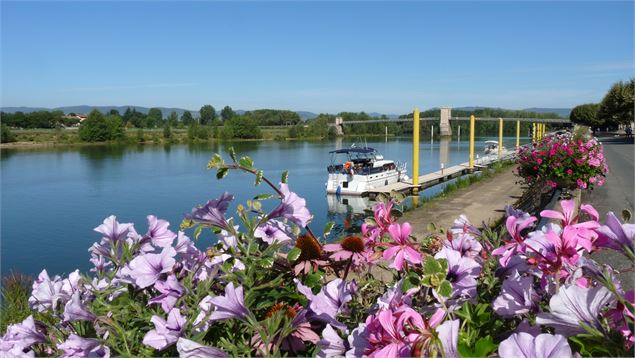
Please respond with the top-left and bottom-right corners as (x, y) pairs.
(325, 195), (372, 238)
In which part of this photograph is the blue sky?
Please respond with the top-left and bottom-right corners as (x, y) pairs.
(1, 1), (633, 113)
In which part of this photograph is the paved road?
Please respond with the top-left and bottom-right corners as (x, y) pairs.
(582, 135), (634, 290)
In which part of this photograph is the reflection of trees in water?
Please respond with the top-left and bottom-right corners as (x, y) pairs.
(78, 145), (126, 178)
(325, 208), (367, 242)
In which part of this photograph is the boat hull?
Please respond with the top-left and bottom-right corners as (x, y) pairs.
(325, 169), (404, 195)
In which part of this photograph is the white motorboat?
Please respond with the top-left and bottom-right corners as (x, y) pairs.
(325, 146), (409, 195)
(484, 140), (505, 155)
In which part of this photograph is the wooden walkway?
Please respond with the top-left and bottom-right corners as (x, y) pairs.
(366, 149), (516, 197)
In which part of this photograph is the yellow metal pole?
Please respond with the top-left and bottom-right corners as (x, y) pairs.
(469, 114), (475, 169)
(412, 108), (420, 189)
(532, 123), (536, 142)
(516, 120), (520, 148)
(498, 117), (503, 158)
(540, 123), (543, 140)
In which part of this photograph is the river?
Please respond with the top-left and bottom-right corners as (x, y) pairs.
(0, 136), (529, 276)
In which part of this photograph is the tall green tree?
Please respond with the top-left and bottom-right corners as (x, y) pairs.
(167, 111), (179, 127)
(147, 108), (163, 128)
(1, 124), (16, 143)
(223, 115), (262, 139)
(181, 111), (194, 126)
(79, 110), (110, 142)
(199, 105), (217, 125)
(570, 103), (601, 127)
(221, 106), (236, 121)
(598, 78), (634, 126)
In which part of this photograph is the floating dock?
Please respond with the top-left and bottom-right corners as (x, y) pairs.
(365, 149), (516, 198)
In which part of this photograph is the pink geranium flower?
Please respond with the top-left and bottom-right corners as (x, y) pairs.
(382, 223), (421, 271)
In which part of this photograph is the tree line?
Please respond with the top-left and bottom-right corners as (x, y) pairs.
(569, 78), (634, 129)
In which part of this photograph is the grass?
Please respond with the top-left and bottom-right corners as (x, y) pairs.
(0, 272), (33, 333)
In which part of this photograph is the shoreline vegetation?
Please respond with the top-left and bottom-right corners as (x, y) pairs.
(1, 106), (563, 148)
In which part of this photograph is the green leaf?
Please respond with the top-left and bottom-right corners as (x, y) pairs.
(207, 153), (224, 169)
(239, 156), (254, 169)
(474, 336), (497, 357)
(216, 168), (229, 179)
(622, 209), (632, 222)
(180, 218), (194, 230)
(260, 257), (275, 269)
(194, 226), (203, 240)
(390, 208), (403, 218)
(287, 247), (301, 262)
(281, 170), (289, 184)
(253, 193), (274, 200)
(228, 147), (237, 162)
(438, 280), (452, 297)
(426, 222), (437, 232)
(457, 343), (474, 358)
(304, 271), (324, 288)
(402, 272), (421, 292)
(255, 170), (263, 186)
(437, 258), (448, 273)
(251, 200), (262, 211)
(423, 257), (442, 275)
(323, 222), (335, 237)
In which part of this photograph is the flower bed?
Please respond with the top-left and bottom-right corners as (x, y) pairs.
(516, 130), (608, 190)
(2, 150), (633, 357)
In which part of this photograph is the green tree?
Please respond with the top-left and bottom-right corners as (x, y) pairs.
(109, 109), (121, 117)
(221, 106), (236, 121)
(1, 123), (16, 143)
(570, 103), (601, 127)
(199, 105), (217, 125)
(147, 108), (163, 128)
(224, 115), (262, 139)
(105, 114), (125, 140)
(598, 78), (634, 126)
(163, 124), (172, 139)
(78, 110), (110, 142)
(167, 111), (179, 127)
(181, 111), (194, 126)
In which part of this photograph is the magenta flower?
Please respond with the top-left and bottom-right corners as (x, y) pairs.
(536, 284), (615, 336)
(176, 338), (228, 358)
(186, 192), (234, 229)
(122, 247), (176, 288)
(145, 215), (177, 248)
(373, 200), (395, 233)
(268, 183), (312, 227)
(57, 334), (110, 358)
(498, 332), (571, 358)
(493, 270), (538, 317)
(254, 220), (293, 245)
(434, 248), (481, 300)
(324, 236), (373, 267)
(209, 282), (251, 321)
(148, 275), (185, 313)
(383, 223), (421, 271)
(143, 308), (185, 350)
(492, 215), (537, 267)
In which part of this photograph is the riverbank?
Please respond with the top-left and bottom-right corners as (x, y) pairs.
(403, 166), (524, 236)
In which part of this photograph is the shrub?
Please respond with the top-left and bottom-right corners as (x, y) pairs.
(1, 124), (16, 143)
(1, 149), (632, 357)
(516, 131), (608, 190)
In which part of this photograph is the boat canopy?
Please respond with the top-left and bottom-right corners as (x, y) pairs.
(484, 140), (499, 144)
(329, 147), (376, 154)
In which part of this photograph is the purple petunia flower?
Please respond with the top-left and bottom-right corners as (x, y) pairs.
(142, 308), (186, 350)
(145, 215), (177, 248)
(63, 291), (96, 322)
(94, 215), (133, 244)
(436, 319), (460, 358)
(443, 232), (482, 258)
(186, 192), (234, 229)
(176, 338), (229, 358)
(148, 275), (185, 313)
(29, 270), (80, 313)
(209, 282), (251, 321)
(268, 183), (312, 227)
(536, 284), (615, 336)
(57, 334), (110, 358)
(317, 324), (347, 358)
(0, 316), (46, 355)
(434, 248), (481, 300)
(254, 220), (293, 245)
(493, 270), (538, 318)
(296, 278), (355, 330)
(595, 212), (635, 257)
(450, 214), (481, 237)
(122, 247), (176, 289)
(498, 332), (571, 358)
